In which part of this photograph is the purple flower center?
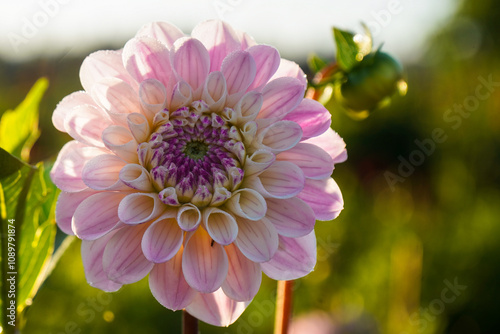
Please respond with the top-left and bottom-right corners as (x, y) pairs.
(137, 101), (246, 207)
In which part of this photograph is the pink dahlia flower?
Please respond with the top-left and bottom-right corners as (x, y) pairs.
(51, 20), (346, 326)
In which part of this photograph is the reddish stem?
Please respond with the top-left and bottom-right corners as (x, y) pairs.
(274, 280), (294, 334)
(182, 310), (198, 334)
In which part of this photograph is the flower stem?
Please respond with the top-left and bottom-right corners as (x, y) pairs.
(274, 280), (294, 334)
(182, 310), (198, 334)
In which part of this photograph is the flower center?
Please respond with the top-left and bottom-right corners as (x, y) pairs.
(137, 101), (246, 208)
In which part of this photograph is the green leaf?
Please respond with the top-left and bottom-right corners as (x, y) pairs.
(0, 78), (49, 161)
(332, 27), (360, 72)
(0, 147), (58, 331)
(307, 53), (328, 73)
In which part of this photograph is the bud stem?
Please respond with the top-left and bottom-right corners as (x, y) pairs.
(182, 310), (198, 334)
(274, 280), (294, 334)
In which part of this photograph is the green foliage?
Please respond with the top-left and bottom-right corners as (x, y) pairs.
(332, 27), (363, 72)
(0, 78), (48, 162)
(0, 79), (58, 332)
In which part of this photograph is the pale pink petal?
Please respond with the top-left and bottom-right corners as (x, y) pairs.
(101, 125), (139, 163)
(55, 189), (98, 235)
(123, 36), (172, 87)
(139, 79), (167, 117)
(72, 192), (127, 240)
(50, 141), (107, 193)
(177, 204), (202, 231)
(127, 113), (150, 143)
(246, 161), (304, 199)
(225, 188), (267, 221)
(277, 143), (334, 180)
(202, 71), (227, 111)
(102, 223), (154, 284)
(91, 77), (140, 125)
(285, 98), (332, 140)
(52, 91), (98, 132)
(221, 51), (256, 96)
(119, 164), (154, 192)
(203, 207), (238, 246)
(258, 77), (305, 121)
(256, 120), (303, 154)
(234, 217), (278, 263)
(237, 31), (257, 50)
(270, 58), (307, 90)
(171, 38), (210, 94)
(266, 197), (316, 238)
(79, 50), (135, 93)
(185, 288), (250, 327)
(142, 215), (183, 263)
(247, 45), (280, 91)
(81, 231), (122, 292)
(118, 192), (165, 224)
(191, 20), (241, 72)
(222, 243), (262, 302)
(149, 249), (197, 310)
(182, 227), (228, 293)
(81, 154), (128, 191)
(244, 149), (275, 176)
(135, 21), (184, 49)
(64, 104), (112, 147)
(261, 231), (317, 280)
(297, 178), (344, 221)
(303, 128), (348, 164)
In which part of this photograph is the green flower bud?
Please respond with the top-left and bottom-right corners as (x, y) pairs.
(339, 51), (403, 111)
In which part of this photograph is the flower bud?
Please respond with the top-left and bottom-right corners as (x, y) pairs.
(339, 51), (403, 111)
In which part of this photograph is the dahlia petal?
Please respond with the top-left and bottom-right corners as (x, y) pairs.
(118, 192), (166, 224)
(257, 120), (303, 154)
(221, 51), (256, 97)
(135, 21), (184, 49)
(203, 207), (238, 245)
(297, 178), (344, 221)
(149, 249), (197, 311)
(247, 161), (304, 199)
(80, 50), (134, 93)
(222, 243), (262, 302)
(233, 91), (262, 126)
(177, 204), (202, 231)
(139, 79), (167, 117)
(191, 20), (241, 72)
(142, 215), (183, 263)
(202, 71), (227, 111)
(119, 164), (154, 192)
(247, 45), (280, 91)
(81, 154), (128, 191)
(91, 77), (140, 125)
(237, 30), (257, 50)
(123, 36), (172, 87)
(265, 197), (315, 238)
(72, 192), (127, 240)
(234, 217), (279, 263)
(64, 104), (112, 147)
(270, 58), (307, 90)
(285, 98), (332, 140)
(172, 38), (210, 95)
(277, 143), (334, 180)
(52, 91), (97, 132)
(182, 227), (229, 293)
(102, 125), (139, 163)
(303, 128), (347, 164)
(226, 188), (267, 221)
(244, 149), (275, 176)
(258, 77), (305, 121)
(81, 231), (123, 292)
(185, 288), (250, 327)
(50, 141), (107, 192)
(127, 113), (151, 143)
(169, 80), (193, 111)
(102, 224), (154, 284)
(55, 189), (98, 235)
(261, 231), (317, 280)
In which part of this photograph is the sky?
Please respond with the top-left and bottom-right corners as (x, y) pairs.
(0, 0), (457, 63)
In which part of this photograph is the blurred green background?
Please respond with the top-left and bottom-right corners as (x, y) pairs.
(1, 0), (499, 333)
